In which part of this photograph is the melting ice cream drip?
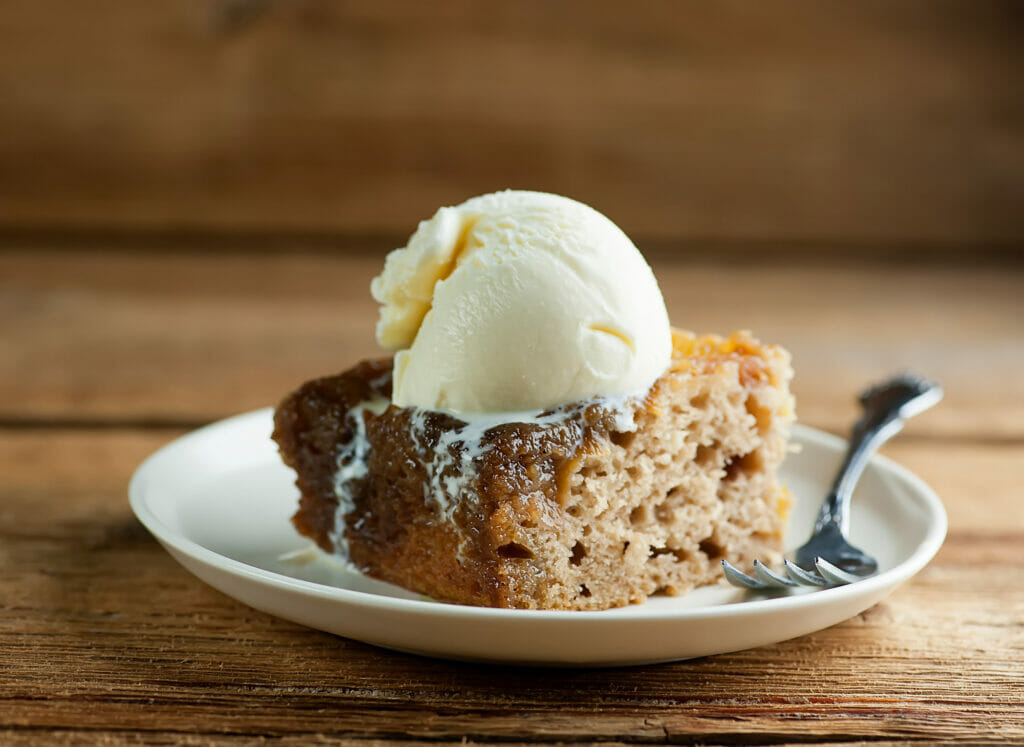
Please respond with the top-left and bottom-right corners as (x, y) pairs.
(329, 392), (642, 555)
(329, 397), (388, 556)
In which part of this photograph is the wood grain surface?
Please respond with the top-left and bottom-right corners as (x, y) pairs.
(3, 248), (1021, 438)
(1, 433), (1022, 742)
(3, 2), (1021, 740)
(2, 0), (1021, 248)
(2, 243), (1022, 744)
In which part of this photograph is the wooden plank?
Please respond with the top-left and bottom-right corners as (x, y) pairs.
(0, 1), (1020, 245)
(1, 431), (1022, 742)
(2, 248), (1021, 439)
(0, 737), (576, 747)
(885, 442), (1024, 533)
(0, 738), (991, 747)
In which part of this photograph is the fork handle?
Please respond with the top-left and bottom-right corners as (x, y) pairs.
(813, 398), (911, 534)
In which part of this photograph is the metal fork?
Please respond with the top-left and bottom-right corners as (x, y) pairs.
(722, 373), (943, 592)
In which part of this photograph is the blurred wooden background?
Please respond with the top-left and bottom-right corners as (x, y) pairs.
(3, 6), (1024, 742)
(1, 0), (1021, 255)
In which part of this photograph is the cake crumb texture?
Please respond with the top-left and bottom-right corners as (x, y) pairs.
(273, 330), (794, 610)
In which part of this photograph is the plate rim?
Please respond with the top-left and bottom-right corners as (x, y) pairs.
(128, 408), (947, 625)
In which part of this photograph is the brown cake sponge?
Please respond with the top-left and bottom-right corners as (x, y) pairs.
(273, 330), (794, 610)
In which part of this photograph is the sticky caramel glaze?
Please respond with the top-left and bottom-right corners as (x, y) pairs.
(273, 358), (622, 607)
(469, 404), (623, 606)
(272, 358), (392, 552)
(357, 406), (489, 603)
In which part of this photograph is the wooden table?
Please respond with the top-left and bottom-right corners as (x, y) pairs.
(3, 244), (1022, 744)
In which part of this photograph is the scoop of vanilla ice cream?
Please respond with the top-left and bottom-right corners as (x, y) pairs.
(370, 190), (672, 414)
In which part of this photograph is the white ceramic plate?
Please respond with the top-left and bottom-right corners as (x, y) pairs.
(129, 408), (945, 667)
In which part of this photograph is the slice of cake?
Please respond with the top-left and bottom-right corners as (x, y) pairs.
(273, 191), (795, 610)
(273, 329), (794, 610)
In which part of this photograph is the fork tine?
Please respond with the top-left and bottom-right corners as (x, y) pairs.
(721, 559), (773, 591)
(814, 557), (864, 586)
(753, 559), (797, 587)
(723, 557), (869, 592)
(784, 559), (829, 587)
